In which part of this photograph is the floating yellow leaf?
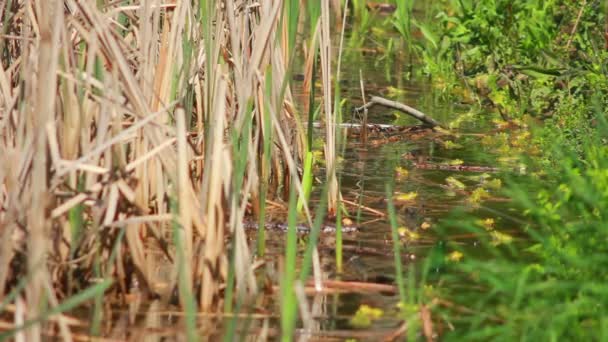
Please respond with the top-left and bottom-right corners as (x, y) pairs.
(447, 159), (464, 166)
(483, 178), (502, 190)
(420, 221), (432, 230)
(386, 86), (407, 96)
(446, 176), (466, 190)
(397, 302), (419, 316)
(398, 227), (420, 241)
(395, 192), (418, 202)
(468, 187), (490, 204)
(447, 251), (464, 262)
(491, 231), (513, 246)
(395, 167), (409, 179)
(476, 218), (495, 231)
(350, 305), (384, 328)
(443, 140), (463, 149)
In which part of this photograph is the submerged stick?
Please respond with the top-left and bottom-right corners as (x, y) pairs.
(355, 96), (444, 128)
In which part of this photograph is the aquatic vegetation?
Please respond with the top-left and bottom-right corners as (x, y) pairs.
(445, 176), (466, 190)
(394, 166), (410, 179)
(349, 304), (384, 328)
(394, 191), (419, 203)
(446, 250), (463, 263)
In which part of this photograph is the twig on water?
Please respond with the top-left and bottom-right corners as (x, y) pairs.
(355, 96), (445, 128)
(341, 198), (386, 217)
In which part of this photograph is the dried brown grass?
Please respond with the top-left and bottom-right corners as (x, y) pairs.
(0, 0), (328, 338)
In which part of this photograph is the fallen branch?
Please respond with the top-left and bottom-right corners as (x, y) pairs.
(355, 96), (444, 128)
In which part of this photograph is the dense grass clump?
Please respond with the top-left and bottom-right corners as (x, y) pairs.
(0, 0), (342, 339)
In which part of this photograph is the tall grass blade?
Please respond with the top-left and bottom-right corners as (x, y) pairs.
(171, 196), (198, 342)
(281, 185), (299, 341)
(386, 183), (408, 306)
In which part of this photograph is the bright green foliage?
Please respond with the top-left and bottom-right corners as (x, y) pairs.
(446, 0), (557, 56)
(422, 0), (607, 136)
(392, 0), (414, 46)
(417, 0), (608, 340)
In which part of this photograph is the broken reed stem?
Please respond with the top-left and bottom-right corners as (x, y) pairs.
(359, 69), (368, 144)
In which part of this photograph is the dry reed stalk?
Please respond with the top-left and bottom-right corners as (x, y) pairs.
(0, 0), (323, 337)
(199, 73), (228, 311)
(319, 0), (339, 216)
(223, 0), (313, 303)
(0, 152), (17, 301)
(300, 22), (319, 114)
(26, 2), (63, 341)
(175, 106), (193, 306)
(295, 281), (314, 342)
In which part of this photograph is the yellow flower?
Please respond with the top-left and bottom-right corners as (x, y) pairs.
(483, 178), (502, 190)
(398, 227), (420, 241)
(447, 251), (464, 262)
(447, 159), (464, 166)
(395, 192), (418, 203)
(476, 218), (495, 231)
(446, 176), (466, 190)
(395, 167), (409, 179)
(491, 231), (513, 246)
(468, 187), (490, 204)
(350, 305), (384, 328)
